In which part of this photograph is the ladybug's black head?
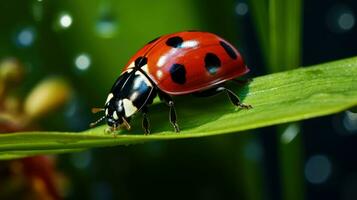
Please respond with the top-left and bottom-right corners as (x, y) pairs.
(89, 93), (131, 131)
(103, 93), (131, 130)
(90, 70), (155, 131)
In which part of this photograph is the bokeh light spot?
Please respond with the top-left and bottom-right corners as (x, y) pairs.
(75, 53), (91, 71)
(96, 15), (118, 38)
(16, 27), (35, 48)
(327, 4), (355, 33)
(343, 110), (357, 133)
(305, 154), (332, 184)
(59, 13), (73, 28)
(338, 13), (355, 31)
(235, 2), (248, 16)
(281, 123), (300, 144)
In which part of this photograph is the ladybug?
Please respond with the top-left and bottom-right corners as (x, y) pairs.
(91, 31), (252, 134)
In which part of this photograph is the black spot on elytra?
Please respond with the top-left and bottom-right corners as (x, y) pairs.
(169, 63), (186, 84)
(204, 53), (221, 75)
(147, 36), (160, 44)
(219, 41), (237, 59)
(134, 56), (147, 68)
(166, 36), (183, 48)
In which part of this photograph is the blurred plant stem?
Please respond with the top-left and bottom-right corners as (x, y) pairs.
(249, 0), (304, 199)
(238, 135), (264, 200)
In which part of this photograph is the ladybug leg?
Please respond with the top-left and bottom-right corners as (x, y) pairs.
(169, 101), (180, 132)
(158, 91), (180, 133)
(219, 87), (252, 109)
(194, 87), (252, 109)
(141, 107), (150, 135)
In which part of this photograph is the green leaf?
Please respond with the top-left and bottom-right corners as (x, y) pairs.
(1, 57), (357, 159)
(0, 149), (86, 160)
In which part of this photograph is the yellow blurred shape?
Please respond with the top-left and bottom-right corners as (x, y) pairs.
(0, 58), (24, 84)
(24, 78), (71, 118)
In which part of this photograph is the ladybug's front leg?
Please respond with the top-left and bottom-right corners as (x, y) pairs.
(158, 90), (180, 133)
(141, 107), (150, 135)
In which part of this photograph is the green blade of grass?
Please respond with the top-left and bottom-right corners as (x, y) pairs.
(249, 0), (269, 65)
(0, 57), (357, 159)
(269, 0), (304, 199)
(269, 0), (303, 72)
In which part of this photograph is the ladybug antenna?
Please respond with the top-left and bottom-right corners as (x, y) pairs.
(90, 116), (106, 128)
(91, 107), (104, 114)
(121, 117), (131, 130)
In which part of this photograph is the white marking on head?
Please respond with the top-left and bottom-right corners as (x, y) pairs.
(130, 91), (139, 101)
(134, 71), (152, 87)
(141, 64), (149, 73)
(105, 108), (108, 116)
(123, 99), (138, 117)
(113, 111), (119, 120)
(105, 93), (114, 104)
(128, 61), (135, 68)
(122, 62), (135, 73)
(117, 99), (123, 112)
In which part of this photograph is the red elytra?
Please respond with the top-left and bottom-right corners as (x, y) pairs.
(122, 31), (249, 95)
(90, 31), (251, 134)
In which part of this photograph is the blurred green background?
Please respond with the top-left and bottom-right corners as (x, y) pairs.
(1, 0), (357, 200)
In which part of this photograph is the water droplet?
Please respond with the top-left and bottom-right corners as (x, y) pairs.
(235, 2), (249, 16)
(59, 12), (73, 28)
(326, 4), (355, 33)
(305, 154), (332, 184)
(15, 27), (36, 48)
(281, 123), (300, 144)
(74, 53), (91, 71)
